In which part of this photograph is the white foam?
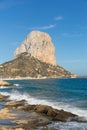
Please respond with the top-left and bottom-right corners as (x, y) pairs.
(14, 84), (19, 87)
(0, 90), (87, 120)
(46, 122), (87, 130)
(0, 86), (9, 89)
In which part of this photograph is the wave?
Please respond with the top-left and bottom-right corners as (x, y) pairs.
(0, 86), (10, 89)
(45, 122), (87, 130)
(0, 90), (87, 120)
(14, 84), (20, 87)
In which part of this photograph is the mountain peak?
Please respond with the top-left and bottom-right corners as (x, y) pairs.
(14, 30), (56, 65)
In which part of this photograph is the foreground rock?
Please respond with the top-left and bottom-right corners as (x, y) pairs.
(0, 108), (18, 120)
(4, 100), (26, 108)
(0, 94), (9, 102)
(0, 98), (86, 129)
(14, 31), (56, 65)
(17, 104), (77, 122)
(0, 80), (14, 86)
(0, 126), (24, 130)
(4, 101), (78, 122)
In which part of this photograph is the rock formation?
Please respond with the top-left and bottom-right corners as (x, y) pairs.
(0, 80), (14, 86)
(0, 94), (82, 129)
(0, 52), (76, 79)
(14, 31), (56, 65)
(0, 30), (76, 79)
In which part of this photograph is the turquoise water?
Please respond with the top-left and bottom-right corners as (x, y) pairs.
(0, 78), (87, 129)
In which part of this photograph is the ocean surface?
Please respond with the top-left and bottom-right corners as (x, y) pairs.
(0, 78), (87, 130)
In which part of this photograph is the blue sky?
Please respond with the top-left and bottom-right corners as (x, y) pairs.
(0, 0), (87, 75)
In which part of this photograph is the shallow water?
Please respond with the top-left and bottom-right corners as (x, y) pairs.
(0, 119), (16, 126)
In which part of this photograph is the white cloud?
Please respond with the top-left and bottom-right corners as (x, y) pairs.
(28, 24), (56, 30)
(55, 16), (63, 21)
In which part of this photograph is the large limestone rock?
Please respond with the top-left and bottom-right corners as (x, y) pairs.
(14, 31), (56, 65)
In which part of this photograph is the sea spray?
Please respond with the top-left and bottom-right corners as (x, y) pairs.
(0, 89), (87, 120)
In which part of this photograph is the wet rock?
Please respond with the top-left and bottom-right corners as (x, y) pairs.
(4, 100), (26, 108)
(34, 105), (52, 114)
(14, 117), (51, 130)
(14, 118), (37, 129)
(17, 104), (77, 122)
(0, 94), (9, 102)
(0, 108), (18, 119)
(15, 128), (24, 130)
(0, 126), (24, 130)
(0, 126), (13, 130)
(0, 97), (84, 129)
(0, 80), (14, 86)
(53, 109), (76, 122)
(19, 104), (36, 111)
(32, 105), (77, 122)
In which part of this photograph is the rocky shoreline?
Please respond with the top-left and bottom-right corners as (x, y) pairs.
(0, 80), (14, 86)
(0, 94), (86, 130)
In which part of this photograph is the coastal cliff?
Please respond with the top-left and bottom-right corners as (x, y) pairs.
(14, 31), (56, 65)
(0, 31), (76, 79)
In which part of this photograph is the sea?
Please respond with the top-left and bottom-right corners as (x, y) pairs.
(0, 78), (87, 130)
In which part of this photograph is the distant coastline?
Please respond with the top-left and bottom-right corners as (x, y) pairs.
(77, 76), (87, 78)
(0, 76), (77, 81)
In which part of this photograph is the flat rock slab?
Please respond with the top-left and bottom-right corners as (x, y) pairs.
(0, 108), (18, 120)
(0, 94), (9, 102)
(0, 80), (14, 86)
(4, 100), (26, 108)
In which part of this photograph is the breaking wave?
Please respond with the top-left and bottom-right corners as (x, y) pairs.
(0, 90), (87, 120)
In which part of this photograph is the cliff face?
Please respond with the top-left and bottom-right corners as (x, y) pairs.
(0, 52), (76, 79)
(14, 31), (56, 65)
